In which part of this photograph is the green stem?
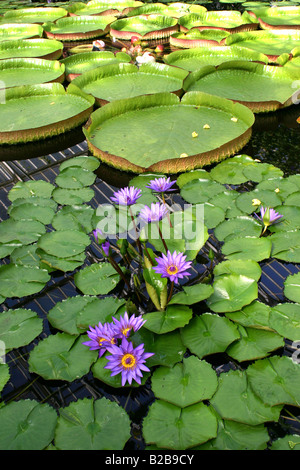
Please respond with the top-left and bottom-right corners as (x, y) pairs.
(167, 281), (174, 304)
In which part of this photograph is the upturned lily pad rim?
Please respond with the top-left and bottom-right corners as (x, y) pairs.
(178, 11), (259, 33)
(0, 38), (64, 61)
(3, 6), (69, 24)
(125, 2), (207, 18)
(109, 14), (179, 40)
(247, 6), (300, 30)
(0, 23), (44, 41)
(66, 0), (144, 17)
(83, 91), (254, 174)
(169, 29), (230, 48)
(71, 61), (189, 105)
(0, 83), (95, 145)
(183, 60), (300, 112)
(43, 15), (117, 41)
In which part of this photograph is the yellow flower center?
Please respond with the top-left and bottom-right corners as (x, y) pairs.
(121, 353), (136, 369)
(167, 265), (179, 275)
(98, 337), (107, 347)
(122, 327), (131, 337)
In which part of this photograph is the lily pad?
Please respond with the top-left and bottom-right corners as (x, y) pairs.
(183, 60), (300, 113)
(3, 7), (68, 25)
(67, 0), (143, 17)
(0, 218), (46, 246)
(0, 23), (44, 42)
(84, 91), (254, 174)
(37, 230), (90, 259)
(109, 14), (178, 41)
(178, 10), (258, 33)
(246, 355), (300, 407)
(169, 29), (230, 48)
(10, 243), (41, 268)
(71, 62), (189, 105)
(142, 400), (218, 450)
(0, 363), (10, 392)
(0, 38), (63, 61)
(36, 248), (86, 273)
(55, 397), (131, 450)
(126, 2), (207, 18)
(74, 262), (123, 295)
(284, 272), (300, 303)
(235, 189), (282, 214)
(225, 300), (272, 330)
(143, 305), (193, 334)
(249, 6), (300, 30)
(214, 215), (262, 242)
(269, 205), (300, 233)
(213, 259), (262, 282)
(9, 202), (56, 225)
(76, 296), (126, 331)
(151, 356), (218, 407)
(270, 230), (300, 263)
(0, 264), (50, 298)
(206, 274), (258, 313)
(59, 155), (100, 172)
(0, 400), (57, 450)
(221, 236), (272, 262)
(55, 166), (96, 189)
(210, 369), (283, 425)
(28, 332), (98, 381)
(168, 283), (214, 305)
(181, 313), (240, 359)
(47, 295), (97, 335)
(51, 187), (95, 205)
(0, 83), (95, 145)
(0, 308), (43, 351)
(43, 15), (116, 42)
(8, 180), (55, 202)
(51, 205), (95, 233)
(269, 303), (300, 341)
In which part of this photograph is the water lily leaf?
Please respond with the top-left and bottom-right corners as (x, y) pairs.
(285, 191), (300, 207)
(76, 296), (127, 331)
(270, 230), (300, 263)
(47, 295), (98, 335)
(0, 264), (50, 298)
(28, 333), (98, 381)
(92, 203), (133, 238)
(142, 400), (218, 450)
(0, 399), (57, 450)
(37, 230), (90, 258)
(54, 397), (131, 450)
(235, 188), (282, 214)
(51, 187), (94, 205)
(206, 274), (258, 313)
(242, 162), (283, 183)
(7, 196), (57, 212)
(168, 283), (214, 305)
(131, 327), (185, 368)
(36, 248), (86, 273)
(210, 369), (283, 425)
(270, 435), (300, 451)
(284, 272), (300, 303)
(181, 313), (240, 359)
(197, 419), (269, 450)
(0, 218), (46, 245)
(52, 205), (95, 234)
(8, 180), (55, 202)
(209, 158), (252, 184)
(213, 259), (262, 281)
(214, 215), (262, 242)
(0, 242), (22, 258)
(225, 300), (272, 330)
(207, 190), (239, 215)
(143, 305), (193, 334)
(222, 236), (272, 262)
(269, 205), (300, 233)
(9, 202), (56, 225)
(74, 262), (123, 295)
(0, 363), (10, 393)
(180, 178), (225, 204)
(151, 356), (218, 407)
(269, 303), (300, 341)
(92, 355), (150, 389)
(202, 202), (226, 230)
(55, 166), (96, 189)
(58, 155), (100, 172)
(10, 244), (40, 268)
(226, 325), (284, 362)
(0, 308), (43, 351)
(246, 355), (300, 407)
(176, 169), (211, 189)
(256, 177), (299, 201)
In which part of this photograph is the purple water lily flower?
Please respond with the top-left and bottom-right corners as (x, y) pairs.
(146, 177), (176, 193)
(255, 206), (283, 232)
(112, 312), (146, 339)
(101, 240), (111, 256)
(139, 202), (169, 223)
(93, 228), (105, 244)
(110, 186), (142, 206)
(104, 337), (154, 386)
(82, 322), (118, 357)
(153, 250), (192, 284)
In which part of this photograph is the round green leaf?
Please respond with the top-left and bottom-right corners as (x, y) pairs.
(0, 363), (10, 393)
(55, 397), (131, 450)
(225, 300), (272, 330)
(0, 218), (46, 245)
(235, 189), (282, 214)
(142, 400), (218, 450)
(226, 325), (284, 362)
(210, 369), (283, 425)
(180, 178), (225, 204)
(9, 202), (55, 225)
(209, 156), (253, 184)
(270, 435), (300, 451)
(256, 177), (299, 201)
(8, 180), (55, 202)
(284, 272), (300, 303)
(143, 305), (193, 334)
(74, 262), (123, 295)
(51, 187), (94, 205)
(206, 274), (258, 313)
(36, 248), (86, 273)
(168, 283), (214, 306)
(59, 155), (100, 172)
(76, 296), (127, 331)
(55, 166), (96, 189)
(214, 216), (262, 242)
(222, 236), (272, 262)
(270, 230), (300, 263)
(269, 303), (300, 341)
(51, 204), (95, 234)
(213, 259), (262, 281)
(0, 399), (57, 450)
(151, 356), (218, 407)
(181, 313), (240, 359)
(269, 205), (300, 233)
(0, 308), (43, 350)
(37, 230), (90, 258)
(203, 202), (226, 230)
(0, 264), (50, 298)
(246, 356), (300, 407)
(28, 333), (98, 381)
(10, 244), (41, 268)
(242, 162), (283, 183)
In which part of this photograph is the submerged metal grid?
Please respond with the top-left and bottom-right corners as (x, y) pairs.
(0, 139), (300, 447)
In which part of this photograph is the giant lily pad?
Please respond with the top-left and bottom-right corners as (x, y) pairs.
(0, 38), (63, 61)
(0, 83), (95, 145)
(0, 58), (65, 89)
(225, 30), (300, 63)
(109, 14), (178, 41)
(183, 60), (300, 113)
(169, 29), (231, 48)
(248, 6), (300, 30)
(178, 11), (258, 33)
(43, 15), (116, 42)
(164, 46), (268, 71)
(126, 2), (207, 18)
(0, 23), (44, 42)
(71, 62), (189, 105)
(61, 50), (131, 81)
(2, 7), (68, 25)
(67, 0), (143, 17)
(83, 91), (254, 174)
